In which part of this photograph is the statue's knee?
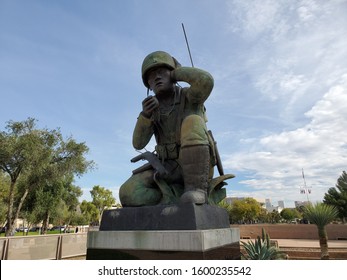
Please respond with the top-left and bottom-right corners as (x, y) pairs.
(181, 115), (209, 147)
(119, 179), (135, 206)
(119, 172), (161, 207)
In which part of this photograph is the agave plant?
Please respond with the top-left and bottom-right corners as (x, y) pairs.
(304, 202), (338, 260)
(241, 228), (286, 260)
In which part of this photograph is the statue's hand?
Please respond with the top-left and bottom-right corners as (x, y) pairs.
(142, 96), (159, 118)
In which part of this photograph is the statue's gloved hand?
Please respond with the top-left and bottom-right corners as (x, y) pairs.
(141, 95), (159, 118)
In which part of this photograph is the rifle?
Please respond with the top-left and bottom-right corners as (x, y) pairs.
(131, 152), (177, 204)
(131, 151), (168, 177)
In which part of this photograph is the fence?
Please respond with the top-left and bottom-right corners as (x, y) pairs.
(0, 233), (87, 260)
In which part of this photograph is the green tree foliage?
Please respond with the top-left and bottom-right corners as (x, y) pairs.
(61, 182), (83, 231)
(222, 198), (284, 224)
(304, 202), (338, 259)
(21, 180), (64, 233)
(80, 200), (99, 225)
(0, 118), (94, 236)
(0, 172), (9, 226)
(22, 177), (83, 234)
(90, 185), (116, 223)
(323, 171), (347, 222)
(218, 199), (232, 223)
(90, 185), (116, 213)
(280, 208), (302, 222)
(268, 210), (282, 224)
(256, 208), (270, 223)
(69, 211), (90, 226)
(229, 198), (263, 224)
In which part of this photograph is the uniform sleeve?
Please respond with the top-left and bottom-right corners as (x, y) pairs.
(172, 66), (214, 104)
(132, 113), (154, 150)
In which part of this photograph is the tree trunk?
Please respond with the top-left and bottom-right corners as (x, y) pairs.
(41, 212), (50, 235)
(318, 227), (329, 260)
(7, 188), (29, 237)
(5, 180), (16, 236)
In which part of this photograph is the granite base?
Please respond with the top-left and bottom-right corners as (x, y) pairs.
(86, 228), (240, 260)
(99, 203), (230, 231)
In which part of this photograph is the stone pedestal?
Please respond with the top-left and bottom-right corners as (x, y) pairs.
(86, 228), (240, 260)
(87, 203), (240, 260)
(99, 203), (230, 231)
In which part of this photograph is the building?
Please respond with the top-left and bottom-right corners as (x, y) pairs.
(278, 200), (285, 208)
(294, 201), (311, 208)
(263, 198), (280, 212)
(265, 199), (272, 210)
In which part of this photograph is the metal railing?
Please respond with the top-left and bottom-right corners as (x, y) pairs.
(0, 233), (87, 260)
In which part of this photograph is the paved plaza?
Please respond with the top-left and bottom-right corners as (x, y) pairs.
(241, 238), (347, 248)
(275, 239), (347, 248)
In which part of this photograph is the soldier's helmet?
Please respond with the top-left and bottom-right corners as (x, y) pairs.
(141, 51), (181, 88)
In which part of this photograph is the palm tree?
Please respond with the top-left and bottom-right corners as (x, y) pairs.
(304, 202), (338, 260)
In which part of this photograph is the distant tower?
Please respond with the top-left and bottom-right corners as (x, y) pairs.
(265, 199), (272, 210)
(278, 200), (285, 208)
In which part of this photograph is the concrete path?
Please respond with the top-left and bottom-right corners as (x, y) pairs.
(275, 239), (347, 248)
(241, 238), (347, 248)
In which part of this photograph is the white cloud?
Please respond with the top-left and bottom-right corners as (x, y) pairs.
(226, 0), (347, 124)
(224, 74), (347, 204)
(227, 0), (285, 37)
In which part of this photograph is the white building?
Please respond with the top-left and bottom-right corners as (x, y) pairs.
(278, 200), (285, 208)
(265, 198), (272, 209)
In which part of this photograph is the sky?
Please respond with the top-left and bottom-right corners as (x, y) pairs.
(1, 0), (346, 208)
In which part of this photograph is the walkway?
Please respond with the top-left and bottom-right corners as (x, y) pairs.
(275, 239), (347, 248)
(241, 238), (347, 248)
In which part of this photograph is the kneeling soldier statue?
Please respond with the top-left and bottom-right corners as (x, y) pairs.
(119, 51), (234, 207)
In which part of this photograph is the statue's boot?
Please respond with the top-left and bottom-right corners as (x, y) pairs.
(180, 145), (210, 204)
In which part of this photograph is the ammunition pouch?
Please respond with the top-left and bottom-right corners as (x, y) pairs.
(155, 143), (180, 160)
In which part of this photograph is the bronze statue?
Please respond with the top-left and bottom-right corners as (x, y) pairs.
(119, 51), (234, 207)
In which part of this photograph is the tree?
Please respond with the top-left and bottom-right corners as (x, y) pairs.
(257, 208), (270, 223)
(229, 198), (263, 224)
(218, 199), (232, 223)
(90, 185), (116, 224)
(324, 171), (347, 222)
(0, 172), (9, 226)
(0, 118), (94, 236)
(80, 200), (99, 225)
(304, 202), (338, 260)
(60, 182), (83, 232)
(22, 176), (83, 234)
(268, 210), (282, 224)
(21, 179), (64, 234)
(280, 208), (301, 222)
(69, 211), (90, 226)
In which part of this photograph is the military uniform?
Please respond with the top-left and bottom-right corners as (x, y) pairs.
(119, 51), (221, 206)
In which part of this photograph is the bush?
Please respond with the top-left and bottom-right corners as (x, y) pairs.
(241, 228), (287, 260)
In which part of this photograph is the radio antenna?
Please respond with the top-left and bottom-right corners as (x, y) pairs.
(181, 23), (194, 67)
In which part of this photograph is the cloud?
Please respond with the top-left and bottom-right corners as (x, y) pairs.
(225, 0), (347, 124)
(219, 1), (347, 206)
(224, 74), (347, 204)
